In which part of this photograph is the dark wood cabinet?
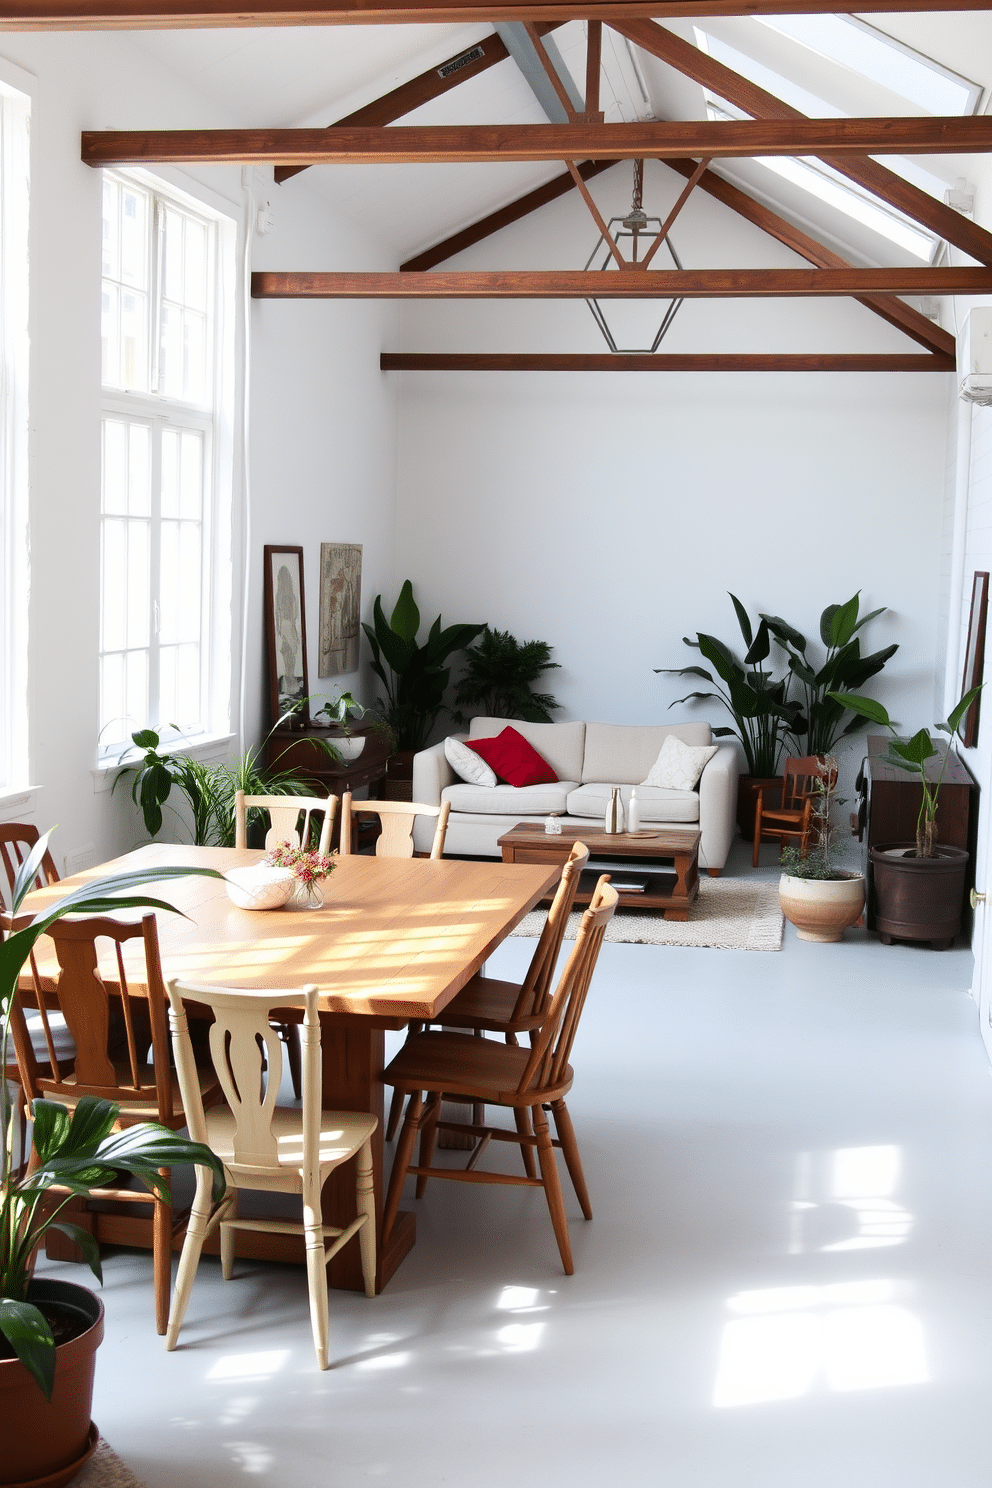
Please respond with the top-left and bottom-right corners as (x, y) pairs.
(263, 722), (392, 849)
(859, 736), (976, 929)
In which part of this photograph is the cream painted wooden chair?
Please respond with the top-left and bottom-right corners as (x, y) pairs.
(339, 793), (450, 860)
(234, 791), (335, 855)
(165, 978), (377, 1370)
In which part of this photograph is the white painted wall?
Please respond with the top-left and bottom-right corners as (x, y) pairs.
(392, 161), (952, 799)
(0, 33), (398, 870)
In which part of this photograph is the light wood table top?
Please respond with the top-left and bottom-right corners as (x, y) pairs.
(22, 844), (560, 1025)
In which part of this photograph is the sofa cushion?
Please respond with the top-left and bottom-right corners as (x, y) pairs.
(444, 735), (497, 788)
(581, 722), (713, 785)
(467, 726), (558, 787)
(643, 734), (718, 791)
(469, 717), (585, 783)
(443, 782), (578, 815)
(565, 783), (700, 824)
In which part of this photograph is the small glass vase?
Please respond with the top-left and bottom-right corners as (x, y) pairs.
(290, 878), (324, 911)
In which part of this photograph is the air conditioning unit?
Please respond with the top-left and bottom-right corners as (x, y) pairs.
(958, 307), (992, 407)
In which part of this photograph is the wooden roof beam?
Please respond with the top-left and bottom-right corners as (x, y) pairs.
(5, 1), (991, 30)
(252, 267), (992, 297)
(380, 352), (955, 371)
(612, 19), (992, 268)
(81, 118), (992, 167)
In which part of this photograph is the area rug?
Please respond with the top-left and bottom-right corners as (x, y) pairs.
(74, 1438), (145, 1488)
(509, 877), (784, 951)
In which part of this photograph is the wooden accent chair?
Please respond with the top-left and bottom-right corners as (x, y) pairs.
(0, 825), (66, 1171)
(752, 756), (838, 868)
(234, 791), (335, 855)
(165, 979), (377, 1370)
(339, 793), (450, 860)
(383, 841), (591, 1145)
(381, 877), (618, 1276)
(6, 913), (224, 1335)
(234, 790), (337, 1098)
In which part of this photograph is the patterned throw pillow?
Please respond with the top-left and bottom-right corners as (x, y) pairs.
(466, 727), (559, 787)
(642, 735), (718, 791)
(445, 735), (498, 788)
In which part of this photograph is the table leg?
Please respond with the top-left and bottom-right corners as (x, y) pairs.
(664, 849), (700, 921)
(319, 1020), (415, 1293)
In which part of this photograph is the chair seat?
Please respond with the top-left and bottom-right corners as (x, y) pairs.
(39, 1062), (223, 1126)
(203, 1104), (377, 1179)
(385, 1029), (574, 1106)
(437, 975), (542, 1034)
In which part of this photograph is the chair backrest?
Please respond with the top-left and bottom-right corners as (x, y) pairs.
(234, 791), (335, 855)
(166, 978), (321, 1176)
(339, 793), (451, 861)
(511, 842), (590, 1023)
(517, 876), (618, 1097)
(781, 757), (838, 813)
(5, 912), (175, 1121)
(0, 823), (59, 910)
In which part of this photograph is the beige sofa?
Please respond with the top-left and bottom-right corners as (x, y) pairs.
(411, 717), (739, 871)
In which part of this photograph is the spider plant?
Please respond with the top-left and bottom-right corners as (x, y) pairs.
(0, 830), (225, 1397)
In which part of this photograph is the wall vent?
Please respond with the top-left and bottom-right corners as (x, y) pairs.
(438, 46), (485, 79)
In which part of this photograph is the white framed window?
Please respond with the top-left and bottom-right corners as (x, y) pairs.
(99, 170), (235, 759)
(0, 78), (30, 791)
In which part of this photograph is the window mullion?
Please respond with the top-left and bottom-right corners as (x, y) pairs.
(147, 420), (163, 729)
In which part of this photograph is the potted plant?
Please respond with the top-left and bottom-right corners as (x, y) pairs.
(0, 832), (225, 1484)
(363, 581), (484, 797)
(310, 690), (367, 761)
(777, 756), (866, 943)
(832, 686), (981, 948)
(452, 627), (561, 724)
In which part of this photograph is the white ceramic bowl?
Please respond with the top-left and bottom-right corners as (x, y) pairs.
(225, 864), (296, 911)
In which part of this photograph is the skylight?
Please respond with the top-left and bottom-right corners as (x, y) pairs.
(754, 15), (982, 117)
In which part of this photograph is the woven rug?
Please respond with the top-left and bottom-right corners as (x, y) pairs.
(510, 876), (784, 951)
(75, 1439), (145, 1488)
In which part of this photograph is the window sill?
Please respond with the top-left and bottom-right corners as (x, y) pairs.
(92, 732), (236, 794)
(0, 784), (40, 819)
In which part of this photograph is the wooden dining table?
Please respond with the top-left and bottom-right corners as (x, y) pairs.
(20, 843), (559, 1292)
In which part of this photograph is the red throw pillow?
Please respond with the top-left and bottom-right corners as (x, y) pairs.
(466, 727), (559, 788)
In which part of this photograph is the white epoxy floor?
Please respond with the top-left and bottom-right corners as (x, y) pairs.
(37, 845), (992, 1487)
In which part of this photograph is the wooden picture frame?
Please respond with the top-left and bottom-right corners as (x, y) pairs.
(960, 570), (989, 748)
(263, 545), (309, 727)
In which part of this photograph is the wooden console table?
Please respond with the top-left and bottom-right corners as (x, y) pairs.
(263, 722), (391, 848)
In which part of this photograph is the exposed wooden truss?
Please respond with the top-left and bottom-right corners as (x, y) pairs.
(252, 268), (992, 298)
(380, 353), (955, 371)
(614, 18), (992, 268)
(4, 0), (990, 29)
(81, 118), (992, 167)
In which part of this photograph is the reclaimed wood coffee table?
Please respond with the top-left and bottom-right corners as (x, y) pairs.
(497, 822), (701, 920)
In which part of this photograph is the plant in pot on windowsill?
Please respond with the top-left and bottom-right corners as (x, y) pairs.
(777, 756), (866, 943)
(0, 831), (225, 1486)
(830, 686), (982, 949)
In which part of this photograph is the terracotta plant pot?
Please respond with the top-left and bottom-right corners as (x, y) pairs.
(737, 775), (782, 840)
(869, 842), (969, 949)
(779, 872), (866, 943)
(0, 1280), (104, 1488)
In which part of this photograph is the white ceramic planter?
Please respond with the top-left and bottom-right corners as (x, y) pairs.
(225, 864), (295, 911)
(778, 872), (865, 944)
(333, 736), (366, 762)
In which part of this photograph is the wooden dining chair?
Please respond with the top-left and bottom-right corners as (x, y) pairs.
(6, 911), (224, 1335)
(234, 790), (335, 855)
(752, 756), (838, 868)
(381, 877), (618, 1276)
(0, 823), (60, 907)
(165, 978), (377, 1370)
(383, 842), (591, 1144)
(339, 793), (450, 860)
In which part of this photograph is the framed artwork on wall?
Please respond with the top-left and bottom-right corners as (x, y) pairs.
(960, 570), (989, 748)
(264, 544), (309, 726)
(318, 543), (362, 677)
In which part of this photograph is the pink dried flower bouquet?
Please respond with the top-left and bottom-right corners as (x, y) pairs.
(263, 841), (337, 886)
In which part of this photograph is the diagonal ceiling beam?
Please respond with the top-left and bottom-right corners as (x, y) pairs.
(380, 352), (955, 371)
(80, 118), (992, 167)
(251, 267), (992, 298)
(612, 19), (992, 268)
(498, 22), (583, 122)
(4, 1), (992, 30)
(277, 23), (563, 185)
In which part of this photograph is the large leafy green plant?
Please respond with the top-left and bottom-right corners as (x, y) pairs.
(363, 581), (485, 752)
(0, 833), (226, 1397)
(658, 595), (803, 777)
(453, 627), (561, 724)
(831, 686), (981, 857)
(761, 593), (898, 757)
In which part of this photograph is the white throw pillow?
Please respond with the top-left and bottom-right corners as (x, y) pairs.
(642, 734), (717, 791)
(445, 735), (497, 788)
